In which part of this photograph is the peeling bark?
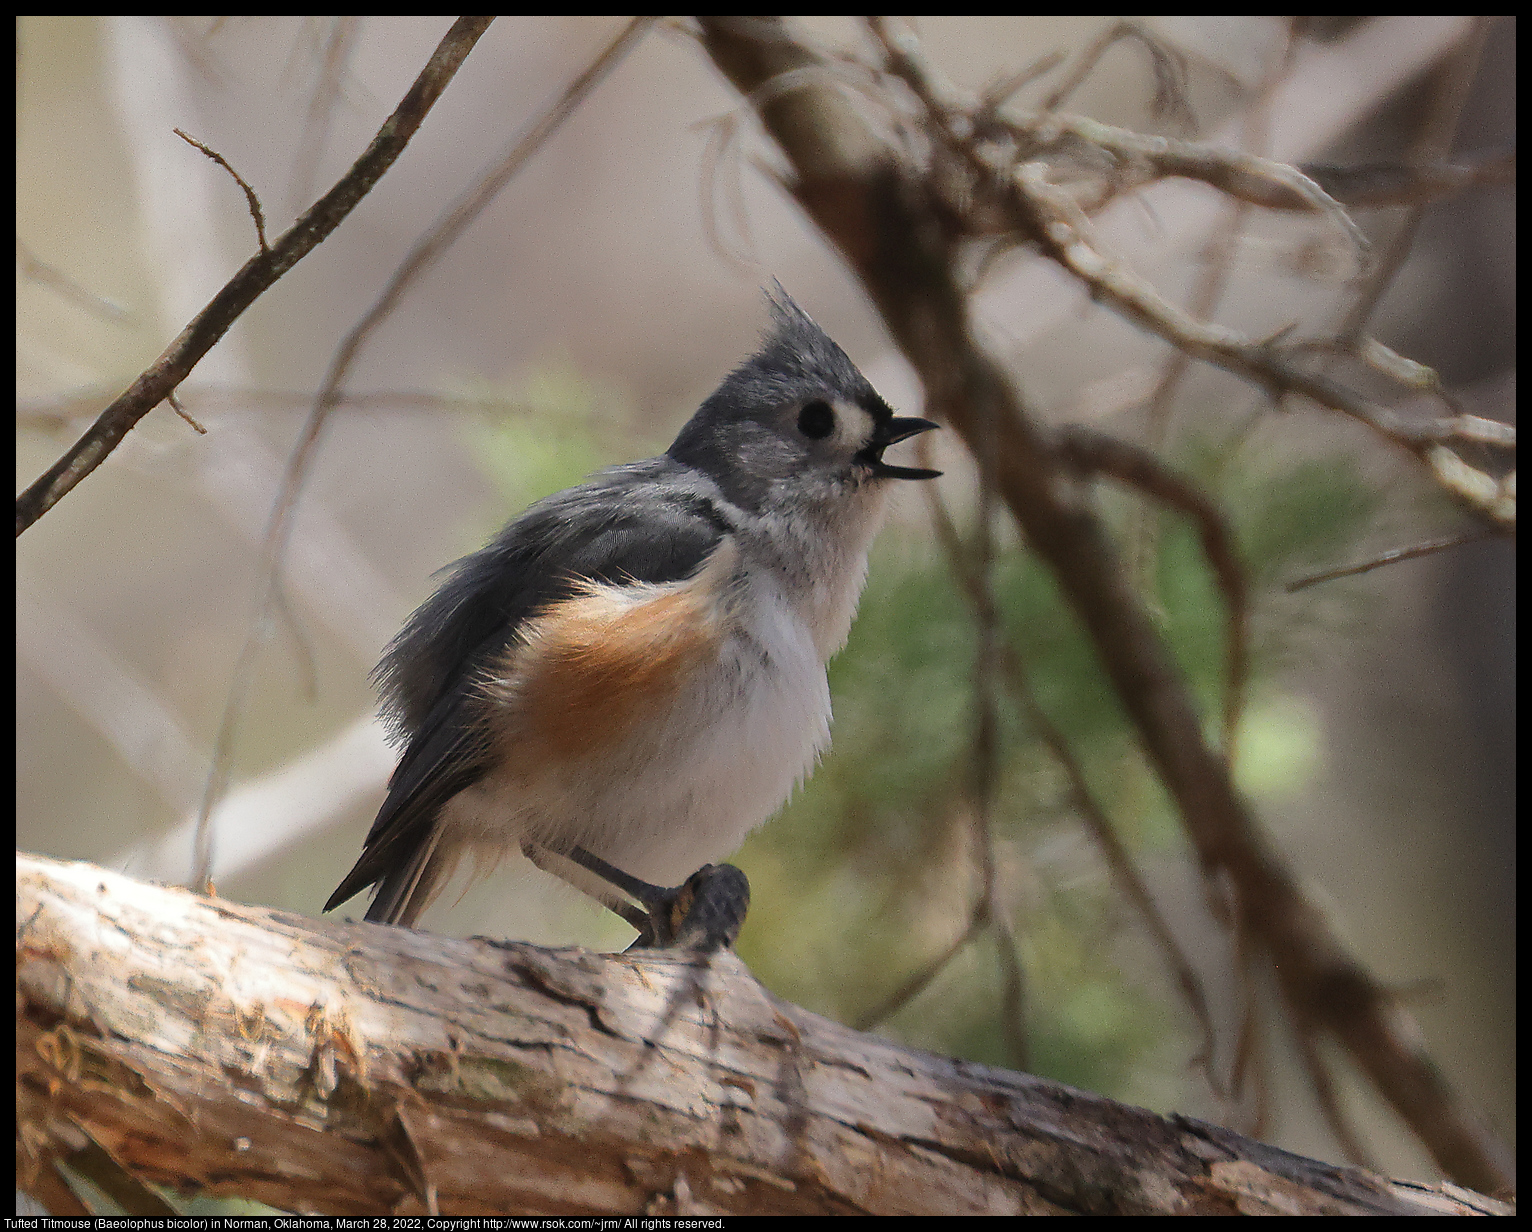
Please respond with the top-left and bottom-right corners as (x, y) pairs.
(16, 854), (1507, 1216)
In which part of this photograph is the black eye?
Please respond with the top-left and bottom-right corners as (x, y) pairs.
(797, 400), (835, 440)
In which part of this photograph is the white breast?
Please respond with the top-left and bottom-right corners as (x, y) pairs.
(437, 561), (835, 888)
(441, 489), (889, 890)
(586, 571), (832, 883)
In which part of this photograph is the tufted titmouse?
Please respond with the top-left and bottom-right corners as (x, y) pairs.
(325, 289), (939, 948)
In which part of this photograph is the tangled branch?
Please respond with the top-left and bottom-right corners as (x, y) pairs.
(866, 17), (1514, 531)
(698, 14), (1514, 1196)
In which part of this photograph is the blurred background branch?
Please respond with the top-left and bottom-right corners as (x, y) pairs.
(696, 13), (1511, 1194)
(191, 14), (655, 896)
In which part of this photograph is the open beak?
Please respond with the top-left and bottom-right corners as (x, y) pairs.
(865, 416), (942, 480)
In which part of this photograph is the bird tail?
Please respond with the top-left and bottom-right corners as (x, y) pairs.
(367, 826), (448, 926)
(324, 826), (448, 928)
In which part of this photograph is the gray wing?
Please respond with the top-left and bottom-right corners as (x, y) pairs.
(325, 457), (735, 919)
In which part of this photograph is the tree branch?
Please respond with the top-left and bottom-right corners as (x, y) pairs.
(14, 15), (496, 537)
(191, 16), (657, 893)
(695, 14), (1513, 1196)
(16, 854), (1508, 1216)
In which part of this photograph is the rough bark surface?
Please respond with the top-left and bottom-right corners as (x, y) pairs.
(15, 854), (1508, 1215)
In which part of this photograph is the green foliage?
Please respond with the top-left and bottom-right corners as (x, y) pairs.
(737, 433), (1382, 1109)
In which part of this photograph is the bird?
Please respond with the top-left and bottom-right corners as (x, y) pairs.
(325, 288), (939, 948)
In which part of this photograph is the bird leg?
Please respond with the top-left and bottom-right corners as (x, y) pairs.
(521, 841), (749, 950)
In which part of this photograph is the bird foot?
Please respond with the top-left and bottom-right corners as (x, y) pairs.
(539, 843), (750, 952)
(627, 863), (751, 951)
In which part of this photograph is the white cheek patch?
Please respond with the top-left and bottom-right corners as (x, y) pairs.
(832, 400), (878, 454)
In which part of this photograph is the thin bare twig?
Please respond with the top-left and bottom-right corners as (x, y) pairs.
(1335, 17), (1494, 343)
(853, 905), (984, 1034)
(16, 240), (133, 323)
(1001, 112), (1369, 260)
(1040, 19), (1194, 132)
(1226, 924), (1269, 1137)
(15, 16), (498, 538)
(1129, 24), (1297, 609)
(868, 16), (1512, 533)
(285, 17), (364, 215)
(1285, 531), (1492, 592)
(695, 110), (765, 274)
(174, 127), (270, 254)
(1124, 194), (1250, 612)
(165, 392), (207, 435)
(1010, 166), (1515, 529)
(191, 17), (657, 893)
(977, 50), (1068, 118)
(1292, 1015), (1380, 1172)
(922, 471), (1221, 1090)
(852, 431), (1029, 1060)
(1302, 150), (1514, 210)
(971, 366), (1029, 1070)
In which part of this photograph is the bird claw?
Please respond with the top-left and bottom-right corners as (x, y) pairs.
(628, 863), (751, 952)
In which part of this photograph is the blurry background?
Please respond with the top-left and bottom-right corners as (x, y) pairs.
(17, 15), (1513, 1190)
